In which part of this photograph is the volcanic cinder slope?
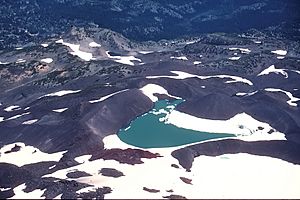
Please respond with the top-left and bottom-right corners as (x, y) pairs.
(0, 16), (300, 199)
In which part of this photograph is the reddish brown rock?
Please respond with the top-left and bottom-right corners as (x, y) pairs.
(171, 164), (179, 169)
(143, 187), (160, 193)
(90, 148), (161, 165)
(179, 177), (192, 185)
(163, 194), (187, 199)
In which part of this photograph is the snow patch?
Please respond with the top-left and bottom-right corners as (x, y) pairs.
(258, 65), (288, 78)
(74, 155), (92, 164)
(229, 56), (241, 60)
(4, 105), (20, 112)
(0, 187), (11, 192)
(49, 165), (56, 170)
(170, 56), (188, 61)
(186, 40), (197, 45)
(0, 143), (66, 167)
(236, 91), (258, 97)
(39, 90), (81, 99)
(16, 59), (26, 63)
(229, 47), (251, 54)
(258, 65), (284, 76)
(167, 111), (285, 140)
(139, 84), (181, 102)
(56, 39), (94, 61)
(24, 107), (30, 111)
(40, 58), (53, 64)
(0, 112), (30, 123)
(106, 51), (141, 66)
(41, 43), (49, 47)
(147, 71), (253, 86)
(53, 108), (68, 113)
(271, 50), (287, 56)
(11, 184), (45, 199)
(265, 88), (300, 107)
(89, 89), (129, 104)
(89, 41), (101, 47)
(139, 51), (154, 54)
(258, 66), (300, 78)
(22, 119), (38, 125)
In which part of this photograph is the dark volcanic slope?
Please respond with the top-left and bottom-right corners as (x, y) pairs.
(172, 139), (300, 171)
(0, 25), (300, 153)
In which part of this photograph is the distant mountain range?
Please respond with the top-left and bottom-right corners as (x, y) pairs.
(51, 0), (300, 40)
(1, 0), (299, 49)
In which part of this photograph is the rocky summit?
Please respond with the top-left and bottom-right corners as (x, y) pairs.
(0, 0), (300, 199)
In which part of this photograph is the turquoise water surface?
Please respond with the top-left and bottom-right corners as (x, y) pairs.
(118, 99), (235, 148)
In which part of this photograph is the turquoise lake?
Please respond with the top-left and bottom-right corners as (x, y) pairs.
(118, 99), (235, 148)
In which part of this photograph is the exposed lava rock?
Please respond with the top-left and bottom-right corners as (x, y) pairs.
(99, 168), (124, 178)
(0, 188), (14, 199)
(163, 194), (187, 199)
(22, 161), (59, 177)
(143, 187), (160, 193)
(66, 171), (92, 179)
(0, 163), (33, 189)
(4, 144), (21, 154)
(171, 164), (180, 169)
(77, 187), (112, 199)
(91, 148), (160, 165)
(24, 178), (92, 199)
(179, 177), (192, 185)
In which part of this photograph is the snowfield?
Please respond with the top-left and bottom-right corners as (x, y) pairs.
(39, 134), (300, 199)
(0, 143), (66, 167)
(39, 90), (81, 99)
(56, 39), (94, 61)
(89, 41), (101, 47)
(258, 65), (288, 78)
(106, 51), (142, 66)
(140, 84), (181, 102)
(1, 82), (300, 199)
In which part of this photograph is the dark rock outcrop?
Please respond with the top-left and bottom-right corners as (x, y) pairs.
(172, 139), (300, 171)
(66, 171), (92, 179)
(143, 187), (160, 193)
(99, 168), (124, 178)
